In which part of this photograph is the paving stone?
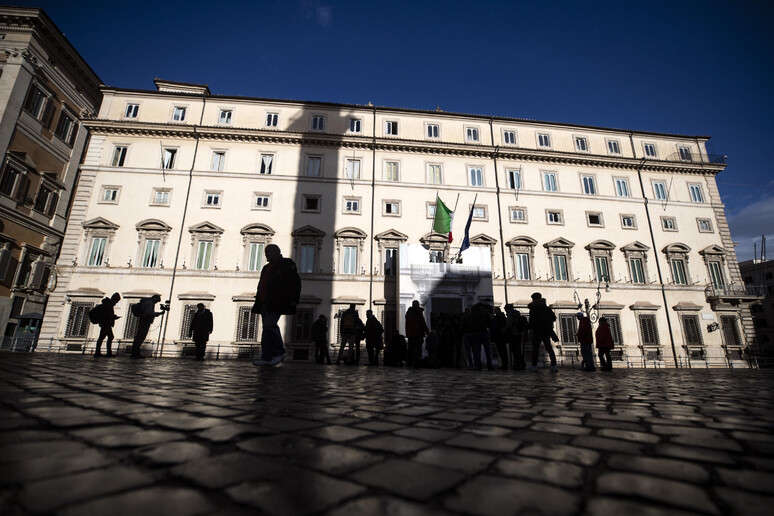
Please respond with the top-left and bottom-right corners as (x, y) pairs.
(60, 487), (215, 516)
(301, 424), (374, 442)
(531, 421), (592, 436)
(509, 429), (573, 445)
(0, 448), (114, 485)
(598, 428), (661, 443)
(393, 427), (457, 442)
(669, 435), (743, 452)
(519, 442), (600, 466)
(596, 472), (720, 514)
(476, 416), (531, 429)
(445, 433), (520, 453)
(444, 475), (580, 516)
(171, 452), (282, 488)
(714, 486), (774, 516)
(134, 441), (211, 465)
(290, 443), (384, 474)
(654, 444), (736, 465)
(584, 496), (700, 516)
(90, 429), (186, 448)
(494, 456), (585, 488)
(328, 496), (451, 516)
(195, 423), (268, 442)
(0, 429), (65, 444)
(607, 454), (710, 483)
(716, 468), (774, 495)
(355, 434), (430, 454)
(414, 446), (495, 473)
(353, 421), (405, 432)
(237, 434), (327, 457)
(352, 459), (465, 501)
(571, 435), (644, 455)
(0, 440), (88, 462)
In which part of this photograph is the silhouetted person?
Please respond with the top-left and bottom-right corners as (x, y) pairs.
(405, 300), (429, 367)
(505, 304), (527, 370)
(576, 312), (595, 371)
(189, 303), (213, 361)
(470, 302), (494, 370)
(364, 309), (384, 366)
(596, 317), (615, 371)
(383, 333), (407, 367)
(94, 292), (121, 357)
(527, 292), (558, 371)
(492, 306), (508, 370)
(131, 294), (165, 359)
(312, 315), (331, 365)
(337, 304), (364, 365)
(252, 244), (301, 367)
(461, 307), (474, 368)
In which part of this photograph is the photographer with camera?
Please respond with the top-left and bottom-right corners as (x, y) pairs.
(131, 294), (167, 359)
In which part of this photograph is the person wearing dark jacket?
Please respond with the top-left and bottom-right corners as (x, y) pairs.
(337, 304), (364, 365)
(504, 304), (527, 370)
(470, 302), (494, 370)
(189, 303), (213, 361)
(364, 310), (384, 366)
(405, 300), (429, 367)
(383, 333), (407, 366)
(492, 307), (508, 370)
(312, 315), (331, 365)
(95, 292), (121, 357)
(131, 294), (165, 359)
(576, 312), (595, 371)
(252, 244), (301, 366)
(596, 317), (615, 371)
(527, 292), (558, 371)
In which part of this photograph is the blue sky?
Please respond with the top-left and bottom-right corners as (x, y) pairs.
(21, 0), (774, 262)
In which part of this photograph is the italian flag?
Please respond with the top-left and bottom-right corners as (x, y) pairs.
(432, 195), (454, 243)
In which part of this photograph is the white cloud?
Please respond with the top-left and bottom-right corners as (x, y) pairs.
(300, 1), (332, 26)
(727, 195), (774, 262)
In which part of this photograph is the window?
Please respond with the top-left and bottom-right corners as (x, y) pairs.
(87, 237), (107, 266)
(721, 316), (742, 348)
(123, 303), (140, 339)
(582, 175), (596, 195)
(575, 137), (588, 152)
(653, 181), (667, 201)
(671, 259), (687, 285)
(427, 203), (436, 218)
(345, 159), (361, 179)
(427, 124), (439, 138)
(247, 242), (264, 272)
(211, 151), (225, 172)
(644, 143), (656, 157)
(348, 118), (361, 133)
(515, 253), (530, 280)
(219, 110), (233, 124)
(385, 121), (399, 135)
(466, 127), (480, 142)
(538, 133), (551, 148)
(547, 210), (563, 225)
(384, 248), (397, 275)
(302, 194), (321, 212)
(587, 212), (603, 227)
(34, 185), (58, 217)
(602, 314), (624, 348)
(629, 258), (645, 284)
(429, 250), (444, 263)
(607, 140), (621, 154)
(312, 116), (325, 131)
(708, 261), (725, 289)
(253, 193), (271, 210)
(697, 219), (713, 233)
(594, 256), (610, 281)
(678, 146), (692, 161)
(661, 217), (677, 231)
(510, 207), (526, 223)
(172, 107), (186, 122)
(621, 214), (636, 229)
(614, 178), (629, 197)
(203, 191), (221, 207)
(265, 112), (278, 127)
(344, 197), (360, 214)
(504, 131), (516, 145)
(100, 186), (120, 204)
(559, 315), (578, 346)
(688, 184), (704, 203)
(236, 306), (259, 341)
(384, 200), (400, 216)
(180, 304), (198, 340)
(472, 206), (486, 219)
(162, 148), (177, 169)
(142, 239), (160, 268)
(294, 308), (314, 342)
(55, 111), (78, 145)
(639, 314), (659, 346)
(195, 241), (213, 270)
(23, 84), (53, 124)
(342, 246), (358, 274)
(152, 189), (170, 206)
(299, 244), (316, 273)
(427, 164), (442, 184)
(682, 315), (703, 347)
(0, 164), (28, 201)
(507, 169), (521, 190)
(469, 167), (483, 187)
(125, 104), (139, 118)
(385, 161), (399, 182)
(65, 302), (92, 338)
(306, 156), (322, 177)
(543, 172), (557, 192)
(553, 255), (569, 281)
(112, 146), (127, 167)
(259, 154), (273, 175)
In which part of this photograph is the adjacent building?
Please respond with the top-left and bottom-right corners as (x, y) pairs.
(0, 7), (101, 344)
(739, 259), (774, 361)
(37, 78), (760, 366)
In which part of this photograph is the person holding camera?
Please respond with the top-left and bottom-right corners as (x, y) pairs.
(131, 294), (166, 359)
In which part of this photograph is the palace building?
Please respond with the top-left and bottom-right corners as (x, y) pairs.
(36, 78), (761, 366)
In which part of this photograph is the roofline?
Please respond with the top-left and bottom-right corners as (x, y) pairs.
(100, 84), (712, 141)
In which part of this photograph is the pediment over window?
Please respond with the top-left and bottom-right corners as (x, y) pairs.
(699, 244), (726, 257)
(136, 219), (171, 232)
(82, 217), (119, 231)
(292, 225), (325, 238)
(621, 241), (650, 253)
(585, 239), (615, 251)
(663, 243), (691, 254)
(544, 237), (575, 249)
(334, 227), (367, 240)
(375, 229), (408, 242)
(507, 236), (537, 247)
(8, 150), (37, 171)
(240, 223), (275, 236)
(420, 232), (450, 246)
(469, 234), (497, 246)
(188, 221), (224, 234)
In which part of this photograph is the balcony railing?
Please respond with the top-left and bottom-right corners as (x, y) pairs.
(705, 284), (766, 298)
(662, 151), (727, 165)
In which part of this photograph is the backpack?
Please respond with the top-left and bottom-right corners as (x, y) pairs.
(341, 311), (357, 332)
(88, 304), (103, 324)
(131, 299), (145, 317)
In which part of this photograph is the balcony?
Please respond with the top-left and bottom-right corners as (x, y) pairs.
(705, 284), (765, 306)
(661, 151), (727, 165)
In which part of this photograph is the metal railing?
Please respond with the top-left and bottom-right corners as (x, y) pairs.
(662, 151), (727, 165)
(0, 336), (36, 352)
(705, 284), (766, 298)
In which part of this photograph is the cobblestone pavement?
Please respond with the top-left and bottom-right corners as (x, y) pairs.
(1, 354), (773, 515)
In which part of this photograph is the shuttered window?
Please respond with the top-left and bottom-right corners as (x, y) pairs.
(682, 315), (703, 346)
(639, 314), (659, 346)
(294, 308), (313, 342)
(66, 302), (93, 338)
(123, 303), (139, 339)
(559, 314), (577, 345)
(721, 315), (741, 347)
(179, 304), (197, 340)
(602, 314), (623, 347)
(237, 306), (259, 341)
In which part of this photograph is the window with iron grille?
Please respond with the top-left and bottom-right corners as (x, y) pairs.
(681, 315), (703, 347)
(123, 304), (139, 339)
(720, 315), (742, 347)
(638, 314), (659, 346)
(179, 304), (197, 340)
(66, 302), (93, 338)
(237, 306), (259, 342)
(559, 314), (577, 345)
(601, 314), (623, 347)
(294, 308), (313, 342)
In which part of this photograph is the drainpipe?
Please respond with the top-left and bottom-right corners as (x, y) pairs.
(489, 119), (508, 304)
(629, 134), (679, 367)
(158, 92), (206, 357)
(368, 105), (377, 308)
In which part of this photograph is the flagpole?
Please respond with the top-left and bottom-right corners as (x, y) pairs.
(429, 191), (439, 235)
(456, 193), (477, 262)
